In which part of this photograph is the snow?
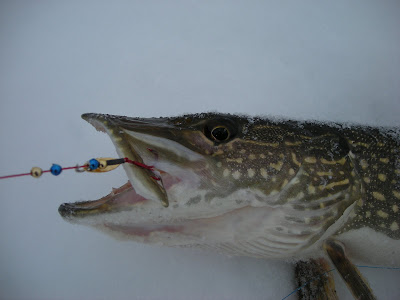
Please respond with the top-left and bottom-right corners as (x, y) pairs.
(0, 1), (400, 299)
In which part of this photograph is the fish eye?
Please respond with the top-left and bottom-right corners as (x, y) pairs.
(211, 126), (230, 141)
(202, 117), (237, 143)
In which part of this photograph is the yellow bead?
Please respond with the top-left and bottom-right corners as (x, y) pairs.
(31, 167), (43, 178)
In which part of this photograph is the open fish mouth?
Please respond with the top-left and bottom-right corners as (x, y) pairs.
(57, 113), (263, 248)
(58, 113), (187, 218)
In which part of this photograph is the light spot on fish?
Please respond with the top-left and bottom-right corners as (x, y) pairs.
(304, 218), (311, 224)
(248, 154), (256, 160)
(350, 141), (370, 148)
(373, 191), (386, 201)
(308, 185), (316, 194)
(259, 153), (266, 159)
(377, 210), (388, 218)
(232, 170), (241, 180)
(289, 168), (295, 175)
(281, 179), (289, 188)
(223, 169), (230, 177)
(291, 153), (301, 166)
(366, 211), (371, 218)
(266, 142), (279, 147)
(320, 203), (325, 209)
(270, 161), (283, 171)
(321, 157), (346, 165)
(212, 149), (224, 156)
(227, 158), (243, 164)
(363, 177), (371, 184)
(247, 169), (255, 178)
(393, 190), (400, 199)
(391, 222), (399, 231)
(319, 179), (349, 190)
(360, 159), (369, 170)
(285, 141), (302, 146)
(380, 158), (389, 164)
(216, 162), (222, 168)
(239, 149), (246, 154)
(317, 171), (334, 177)
(305, 157), (317, 164)
(393, 205), (399, 213)
(378, 174), (387, 182)
(287, 191), (304, 202)
(260, 168), (268, 179)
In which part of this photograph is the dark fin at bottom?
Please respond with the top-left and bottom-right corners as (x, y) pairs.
(323, 239), (376, 300)
(295, 258), (338, 300)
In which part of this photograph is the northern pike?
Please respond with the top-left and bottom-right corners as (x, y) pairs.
(59, 113), (400, 299)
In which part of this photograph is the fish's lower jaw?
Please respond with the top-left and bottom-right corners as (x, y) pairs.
(69, 203), (337, 260)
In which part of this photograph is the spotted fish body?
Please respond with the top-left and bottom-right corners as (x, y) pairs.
(59, 113), (400, 267)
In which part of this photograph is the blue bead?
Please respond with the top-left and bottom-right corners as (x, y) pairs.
(88, 159), (100, 170)
(50, 164), (62, 176)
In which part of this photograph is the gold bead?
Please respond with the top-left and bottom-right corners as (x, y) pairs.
(31, 167), (43, 178)
(98, 159), (108, 169)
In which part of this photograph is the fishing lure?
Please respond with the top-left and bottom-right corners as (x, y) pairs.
(0, 157), (160, 180)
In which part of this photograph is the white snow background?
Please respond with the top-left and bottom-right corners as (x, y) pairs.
(0, 1), (400, 299)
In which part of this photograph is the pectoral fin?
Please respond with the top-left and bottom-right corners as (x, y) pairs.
(323, 239), (376, 300)
(295, 258), (338, 300)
